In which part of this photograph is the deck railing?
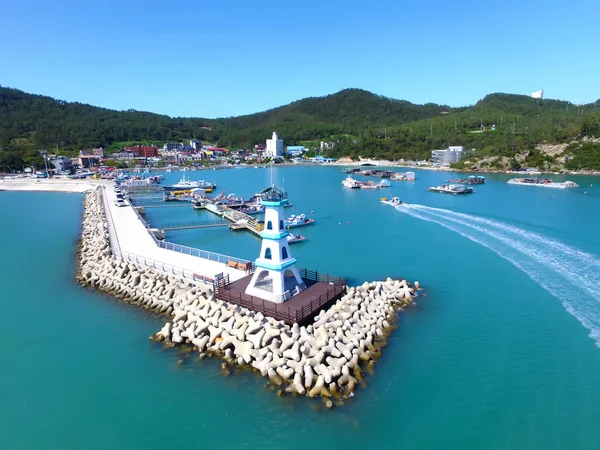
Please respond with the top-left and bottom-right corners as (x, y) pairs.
(213, 269), (347, 324)
(214, 282), (346, 324)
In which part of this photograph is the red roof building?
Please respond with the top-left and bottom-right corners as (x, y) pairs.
(124, 145), (159, 158)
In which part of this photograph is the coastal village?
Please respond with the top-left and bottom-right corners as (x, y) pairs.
(2, 129), (547, 178)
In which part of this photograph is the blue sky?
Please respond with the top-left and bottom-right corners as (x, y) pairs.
(1, 0), (599, 118)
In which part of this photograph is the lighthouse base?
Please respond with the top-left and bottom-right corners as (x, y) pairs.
(214, 271), (347, 325)
(245, 266), (306, 304)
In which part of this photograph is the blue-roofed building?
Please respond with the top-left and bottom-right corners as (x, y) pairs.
(286, 145), (305, 157)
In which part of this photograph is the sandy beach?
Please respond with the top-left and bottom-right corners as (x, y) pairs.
(0, 178), (101, 193)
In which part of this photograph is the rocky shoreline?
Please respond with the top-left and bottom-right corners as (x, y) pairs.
(77, 187), (423, 406)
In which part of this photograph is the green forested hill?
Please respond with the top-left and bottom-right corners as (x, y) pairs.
(1, 86), (600, 171)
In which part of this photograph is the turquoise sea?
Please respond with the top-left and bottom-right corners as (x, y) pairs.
(2, 167), (600, 450)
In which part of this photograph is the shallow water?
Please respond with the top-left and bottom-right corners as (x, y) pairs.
(1, 168), (600, 449)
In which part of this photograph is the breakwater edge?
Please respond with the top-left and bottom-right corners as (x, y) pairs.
(76, 187), (423, 405)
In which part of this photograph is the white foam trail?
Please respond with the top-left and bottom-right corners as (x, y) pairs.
(411, 204), (599, 266)
(396, 204), (600, 347)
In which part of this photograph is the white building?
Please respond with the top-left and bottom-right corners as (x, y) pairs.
(245, 186), (305, 303)
(431, 146), (465, 165)
(531, 90), (544, 99)
(265, 132), (284, 158)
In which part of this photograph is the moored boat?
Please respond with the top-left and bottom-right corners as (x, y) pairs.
(342, 175), (361, 188)
(163, 174), (217, 191)
(391, 171), (416, 181)
(284, 214), (315, 228)
(427, 184), (474, 195)
(507, 178), (579, 189)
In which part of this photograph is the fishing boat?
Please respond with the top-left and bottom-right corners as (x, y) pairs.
(507, 178), (579, 189)
(447, 175), (485, 185)
(427, 184), (474, 195)
(284, 214), (315, 228)
(341, 168), (360, 174)
(380, 197), (403, 206)
(287, 233), (306, 243)
(342, 175), (361, 188)
(163, 174), (217, 191)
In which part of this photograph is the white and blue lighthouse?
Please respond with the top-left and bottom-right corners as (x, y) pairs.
(245, 186), (305, 303)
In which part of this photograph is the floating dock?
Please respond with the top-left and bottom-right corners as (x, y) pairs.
(193, 199), (264, 237)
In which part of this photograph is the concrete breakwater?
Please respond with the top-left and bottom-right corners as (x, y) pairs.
(77, 187), (422, 405)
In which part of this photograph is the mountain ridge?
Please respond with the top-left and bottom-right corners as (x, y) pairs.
(1, 85), (600, 171)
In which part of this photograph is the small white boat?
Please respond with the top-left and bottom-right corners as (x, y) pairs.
(342, 175), (361, 188)
(287, 233), (306, 243)
(163, 174), (217, 191)
(284, 214), (315, 228)
(381, 196), (403, 206)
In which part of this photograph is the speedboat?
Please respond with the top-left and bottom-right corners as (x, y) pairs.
(284, 214), (315, 228)
(381, 196), (403, 206)
(287, 233), (306, 243)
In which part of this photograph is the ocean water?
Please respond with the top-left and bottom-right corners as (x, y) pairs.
(1, 167), (600, 450)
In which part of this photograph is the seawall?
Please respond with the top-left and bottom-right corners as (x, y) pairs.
(77, 187), (423, 406)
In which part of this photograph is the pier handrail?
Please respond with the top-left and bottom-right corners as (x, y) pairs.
(101, 187), (123, 257)
(119, 250), (216, 285)
(160, 219), (230, 230)
(157, 241), (253, 267)
(100, 190), (220, 284)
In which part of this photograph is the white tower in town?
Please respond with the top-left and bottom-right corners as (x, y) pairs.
(266, 131), (284, 158)
(245, 186), (305, 303)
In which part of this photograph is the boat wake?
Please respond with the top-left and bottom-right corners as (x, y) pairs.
(396, 203), (600, 347)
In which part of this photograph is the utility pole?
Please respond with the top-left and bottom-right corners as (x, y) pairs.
(40, 150), (50, 178)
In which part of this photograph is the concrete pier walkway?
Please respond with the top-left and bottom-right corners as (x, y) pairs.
(103, 184), (248, 283)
